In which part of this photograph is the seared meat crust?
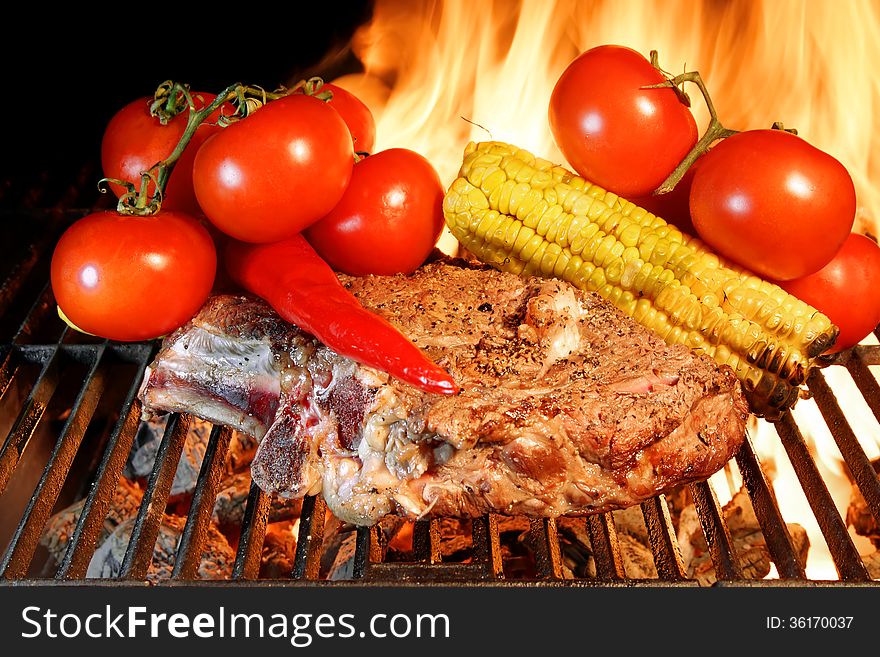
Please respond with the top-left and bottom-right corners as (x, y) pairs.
(140, 260), (748, 525)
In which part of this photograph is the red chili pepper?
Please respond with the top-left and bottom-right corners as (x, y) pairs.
(224, 235), (459, 396)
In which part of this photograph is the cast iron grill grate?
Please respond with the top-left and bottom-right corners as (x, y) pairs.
(1, 166), (879, 586)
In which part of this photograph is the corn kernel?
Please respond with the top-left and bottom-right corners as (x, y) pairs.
(619, 223), (641, 248)
(443, 141), (839, 417)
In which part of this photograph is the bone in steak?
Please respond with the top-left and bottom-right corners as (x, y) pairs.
(139, 259), (748, 525)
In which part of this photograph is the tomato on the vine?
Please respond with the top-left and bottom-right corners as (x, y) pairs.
(50, 210), (216, 341)
(689, 129), (856, 281)
(779, 233), (880, 353)
(548, 44), (698, 198)
(304, 148), (444, 276)
(192, 94), (354, 243)
(323, 82), (376, 154)
(101, 93), (224, 216)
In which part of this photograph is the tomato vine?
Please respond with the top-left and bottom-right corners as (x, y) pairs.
(644, 51), (799, 195)
(101, 77), (333, 216)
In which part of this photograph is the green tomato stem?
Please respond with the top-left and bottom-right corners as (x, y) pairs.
(644, 53), (800, 199)
(149, 82), (239, 204)
(115, 79), (327, 217)
(150, 81), (187, 124)
(644, 52), (738, 196)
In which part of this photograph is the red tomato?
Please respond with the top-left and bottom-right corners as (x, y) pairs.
(548, 45), (698, 198)
(101, 93), (224, 216)
(779, 233), (880, 353)
(324, 83), (376, 154)
(630, 157), (701, 235)
(193, 94), (354, 243)
(690, 129), (856, 281)
(50, 210), (216, 341)
(304, 148), (444, 276)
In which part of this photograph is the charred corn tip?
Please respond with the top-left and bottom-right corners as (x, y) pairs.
(445, 141), (838, 418)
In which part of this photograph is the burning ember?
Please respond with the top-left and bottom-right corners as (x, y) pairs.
(40, 418), (302, 582)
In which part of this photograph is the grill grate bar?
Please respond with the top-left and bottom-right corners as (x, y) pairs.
(292, 495), (327, 580)
(56, 347), (152, 579)
(775, 412), (870, 581)
(353, 525), (383, 579)
(640, 495), (687, 580)
(0, 234), (56, 329)
(845, 349), (880, 425)
(854, 342), (880, 366)
(0, 344), (106, 578)
(690, 480), (743, 580)
(808, 369), (880, 533)
(0, 247), (42, 324)
(528, 518), (563, 579)
(0, 345), (17, 403)
(2, 195), (880, 587)
(412, 519), (442, 564)
(585, 514), (625, 580)
(119, 413), (191, 580)
(231, 482), (270, 580)
(471, 514), (503, 579)
(0, 338), (64, 494)
(360, 562), (492, 582)
(735, 434), (806, 579)
(12, 283), (61, 346)
(171, 424), (233, 580)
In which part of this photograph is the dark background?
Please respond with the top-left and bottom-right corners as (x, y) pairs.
(0, 3), (374, 185)
(1, 584), (875, 652)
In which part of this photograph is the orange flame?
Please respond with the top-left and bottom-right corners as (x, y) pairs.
(337, 0), (880, 236)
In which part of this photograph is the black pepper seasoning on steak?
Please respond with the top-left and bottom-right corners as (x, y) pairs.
(140, 259), (748, 526)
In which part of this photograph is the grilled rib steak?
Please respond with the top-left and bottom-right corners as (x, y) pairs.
(139, 260), (748, 525)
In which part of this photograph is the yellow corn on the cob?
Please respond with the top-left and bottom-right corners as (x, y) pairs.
(443, 141), (838, 419)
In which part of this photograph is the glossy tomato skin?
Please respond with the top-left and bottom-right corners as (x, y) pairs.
(548, 45), (698, 198)
(101, 94), (222, 216)
(192, 94), (354, 243)
(779, 233), (880, 353)
(690, 129), (856, 281)
(324, 83), (376, 154)
(304, 148), (444, 276)
(50, 210), (216, 341)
